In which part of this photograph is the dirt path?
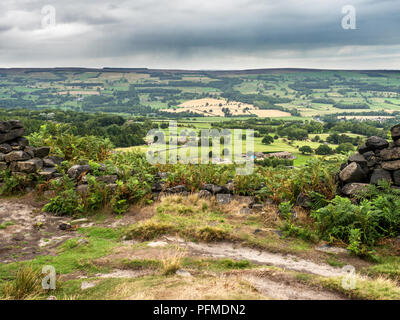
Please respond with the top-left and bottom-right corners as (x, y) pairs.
(0, 199), (76, 263)
(162, 237), (344, 277)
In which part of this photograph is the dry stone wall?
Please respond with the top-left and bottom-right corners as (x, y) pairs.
(0, 120), (61, 181)
(338, 124), (400, 196)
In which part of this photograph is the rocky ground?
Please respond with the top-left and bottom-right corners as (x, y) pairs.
(0, 193), (399, 300)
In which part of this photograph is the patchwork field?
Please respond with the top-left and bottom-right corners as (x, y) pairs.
(164, 98), (291, 117)
(1, 68), (400, 119)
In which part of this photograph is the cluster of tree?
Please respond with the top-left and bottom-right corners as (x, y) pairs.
(0, 108), (156, 147)
(326, 133), (362, 146)
(299, 143), (354, 155)
(333, 102), (370, 109)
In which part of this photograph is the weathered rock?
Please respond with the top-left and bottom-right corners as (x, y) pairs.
(225, 181), (235, 193)
(232, 195), (255, 205)
(202, 183), (222, 194)
(380, 147), (400, 161)
(4, 150), (31, 162)
(0, 144), (12, 154)
(339, 162), (367, 183)
(370, 169), (392, 184)
(0, 120), (22, 133)
(201, 183), (228, 194)
(166, 185), (187, 194)
(17, 158), (43, 173)
(77, 184), (89, 196)
(393, 170), (400, 186)
(348, 152), (367, 165)
(381, 160), (400, 171)
(341, 183), (369, 196)
(0, 128), (24, 144)
(216, 193), (232, 204)
(43, 158), (55, 167)
(239, 207), (252, 214)
(365, 136), (389, 150)
(24, 146), (35, 158)
(0, 162), (7, 170)
(357, 143), (371, 154)
(0, 121), (11, 133)
(67, 165), (92, 180)
(198, 190), (212, 199)
(251, 203), (264, 212)
(391, 124), (400, 141)
(45, 156), (64, 166)
(14, 137), (29, 147)
(71, 218), (89, 226)
(0, 153), (5, 162)
(11, 145), (23, 151)
(38, 167), (57, 180)
(8, 120), (23, 129)
(363, 151), (377, 167)
(33, 146), (50, 158)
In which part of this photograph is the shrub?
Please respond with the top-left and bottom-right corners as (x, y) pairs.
(312, 186), (400, 256)
(315, 144), (334, 155)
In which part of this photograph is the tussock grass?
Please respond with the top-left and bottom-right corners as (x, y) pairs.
(1, 265), (43, 300)
(160, 249), (185, 276)
(309, 274), (400, 300)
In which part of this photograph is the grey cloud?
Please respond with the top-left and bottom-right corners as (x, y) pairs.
(0, 0), (399, 69)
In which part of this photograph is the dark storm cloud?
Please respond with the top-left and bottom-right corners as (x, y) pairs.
(0, 0), (399, 69)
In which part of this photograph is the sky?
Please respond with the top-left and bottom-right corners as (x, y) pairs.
(0, 0), (399, 70)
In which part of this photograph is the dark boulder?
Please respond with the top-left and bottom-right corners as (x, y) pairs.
(339, 162), (367, 183)
(365, 136), (389, 150)
(33, 147), (50, 158)
(382, 160), (400, 171)
(166, 185), (187, 194)
(216, 193), (232, 204)
(393, 170), (400, 186)
(370, 169), (392, 184)
(38, 167), (57, 180)
(358, 143), (371, 154)
(341, 183), (369, 196)
(380, 147), (400, 161)
(201, 183), (227, 194)
(348, 152), (367, 165)
(4, 151), (31, 162)
(67, 164), (92, 180)
(0, 144), (12, 154)
(198, 190), (212, 199)
(0, 128), (24, 144)
(16, 158), (43, 173)
(391, 124), (400, 141)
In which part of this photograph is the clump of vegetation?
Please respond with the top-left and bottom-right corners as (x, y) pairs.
(161, 250), (185, 276)
(28, 124), (114, 162)
(0, 170), (36, 195)
(1, 266), (44, 300)
(312, 182), (400, 257)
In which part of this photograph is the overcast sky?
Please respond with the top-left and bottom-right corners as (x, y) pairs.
(0, 0), (399, 70)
